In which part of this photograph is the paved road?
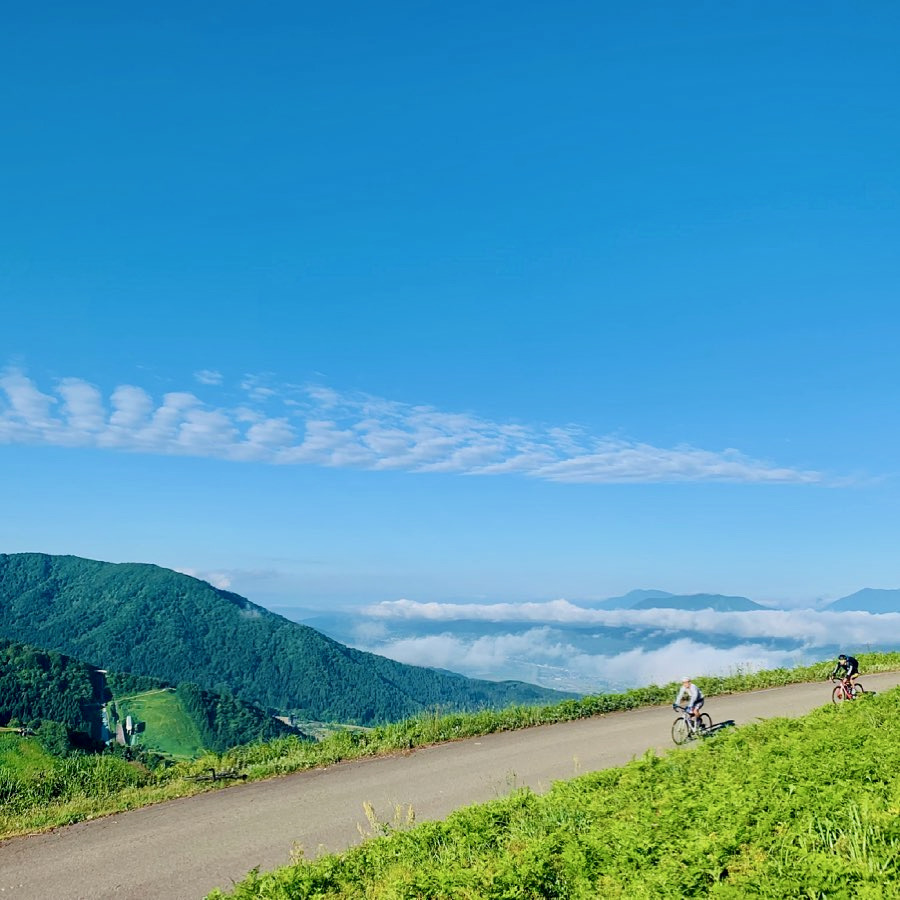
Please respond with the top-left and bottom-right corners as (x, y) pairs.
(2, 673), (898, 900)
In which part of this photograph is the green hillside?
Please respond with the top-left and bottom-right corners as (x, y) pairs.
(0, 636), (307, 755)
(172, 682), (304, 752)
(0, 637), (104, 736)
(105, 671), (306, 755)
(0, 730), (146, 821)
(112, 689), (205, 759)
(0, 553), (571, 724)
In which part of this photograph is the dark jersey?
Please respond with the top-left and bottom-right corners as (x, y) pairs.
(832, 656), (860, 678)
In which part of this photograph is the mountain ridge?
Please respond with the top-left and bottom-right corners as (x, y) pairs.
(586, 589), (765, 612)
(825, 588), (900, 614)
(0, 553), (572, 724)
(627, 592), (765, 612)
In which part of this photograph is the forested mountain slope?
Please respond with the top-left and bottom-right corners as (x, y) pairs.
(0, 638), (304, 751)
(172, 681), (303, 752)
(0, 553), (571, 724)
(0, 637), (103, 734)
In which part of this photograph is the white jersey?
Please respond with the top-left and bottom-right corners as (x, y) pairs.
(675, 682), (703, 707)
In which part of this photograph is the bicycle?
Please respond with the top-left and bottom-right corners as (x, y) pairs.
(671, 704), (713, 745)
(831, 676), (866, 704)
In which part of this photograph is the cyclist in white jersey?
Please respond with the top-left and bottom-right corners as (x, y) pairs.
(673, 677), (705, 729)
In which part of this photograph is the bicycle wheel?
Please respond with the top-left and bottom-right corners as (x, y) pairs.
(672, 717), (690, 745)
(832, 685), (847, 704)
(698, 713), (713, 732)
(851, 682), (866, 698)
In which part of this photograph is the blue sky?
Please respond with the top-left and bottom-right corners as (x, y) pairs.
(3, 2), (899, 617)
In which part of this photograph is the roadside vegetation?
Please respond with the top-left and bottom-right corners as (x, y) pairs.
(0, 733), (147, 834)
(1, 651), (899, 842)
(209, 685), (900, 899)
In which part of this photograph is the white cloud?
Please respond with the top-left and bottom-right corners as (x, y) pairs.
(240, 374), (279, 401)
(376, 628), (562, 673)
(0, 369), (58, 436)
(366, 598), (585, 623)
(58, 378), (106, 435)
(108, 385), (154, 430)
(175, 567), (233, 590)
(194, 370), (223, 386)
(0, 366), (824, 484)
(363, 598), (900, 646)
(246, 418), (294, 447)
(579, 639), (803, 687)
(359, 628), (805, 692)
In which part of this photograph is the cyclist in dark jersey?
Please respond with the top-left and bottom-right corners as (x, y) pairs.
(830, 653), (860, 684)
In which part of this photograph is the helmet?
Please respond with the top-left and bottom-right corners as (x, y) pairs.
(838, 654), (847, 661)
(681, 676), (691, 683)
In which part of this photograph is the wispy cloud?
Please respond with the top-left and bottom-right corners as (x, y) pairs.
(0, 367), (823, 484)
(175, 567), (233, 590)
(194, 370), (224, 386)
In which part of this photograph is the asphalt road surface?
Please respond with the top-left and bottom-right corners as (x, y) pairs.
(3, 672), (899, 900)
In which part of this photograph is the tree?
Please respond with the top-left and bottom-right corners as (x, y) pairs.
(37, 720), (72, 756)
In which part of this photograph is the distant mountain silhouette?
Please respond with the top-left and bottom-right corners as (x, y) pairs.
(0, 553), (572, 725)
(826, 588), (900, 614)
(588, 590), (764, 611)
(591, 589), (674, 609)
(627, 593), (765, 612)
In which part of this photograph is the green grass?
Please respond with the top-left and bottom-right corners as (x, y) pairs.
(2, 651), (900, 842)
(209, 689), (900, 899)
(0, 732), (49, 779)
(114, 689), (205, 759)
(0, 733), (147, 833)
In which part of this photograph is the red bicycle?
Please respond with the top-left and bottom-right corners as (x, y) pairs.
(831, 676), (865, 704)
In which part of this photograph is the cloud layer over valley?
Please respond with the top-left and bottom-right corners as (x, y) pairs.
(301, 598), (899, 693)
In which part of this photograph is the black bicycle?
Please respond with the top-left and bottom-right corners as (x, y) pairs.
(671, 704), (713, 745)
